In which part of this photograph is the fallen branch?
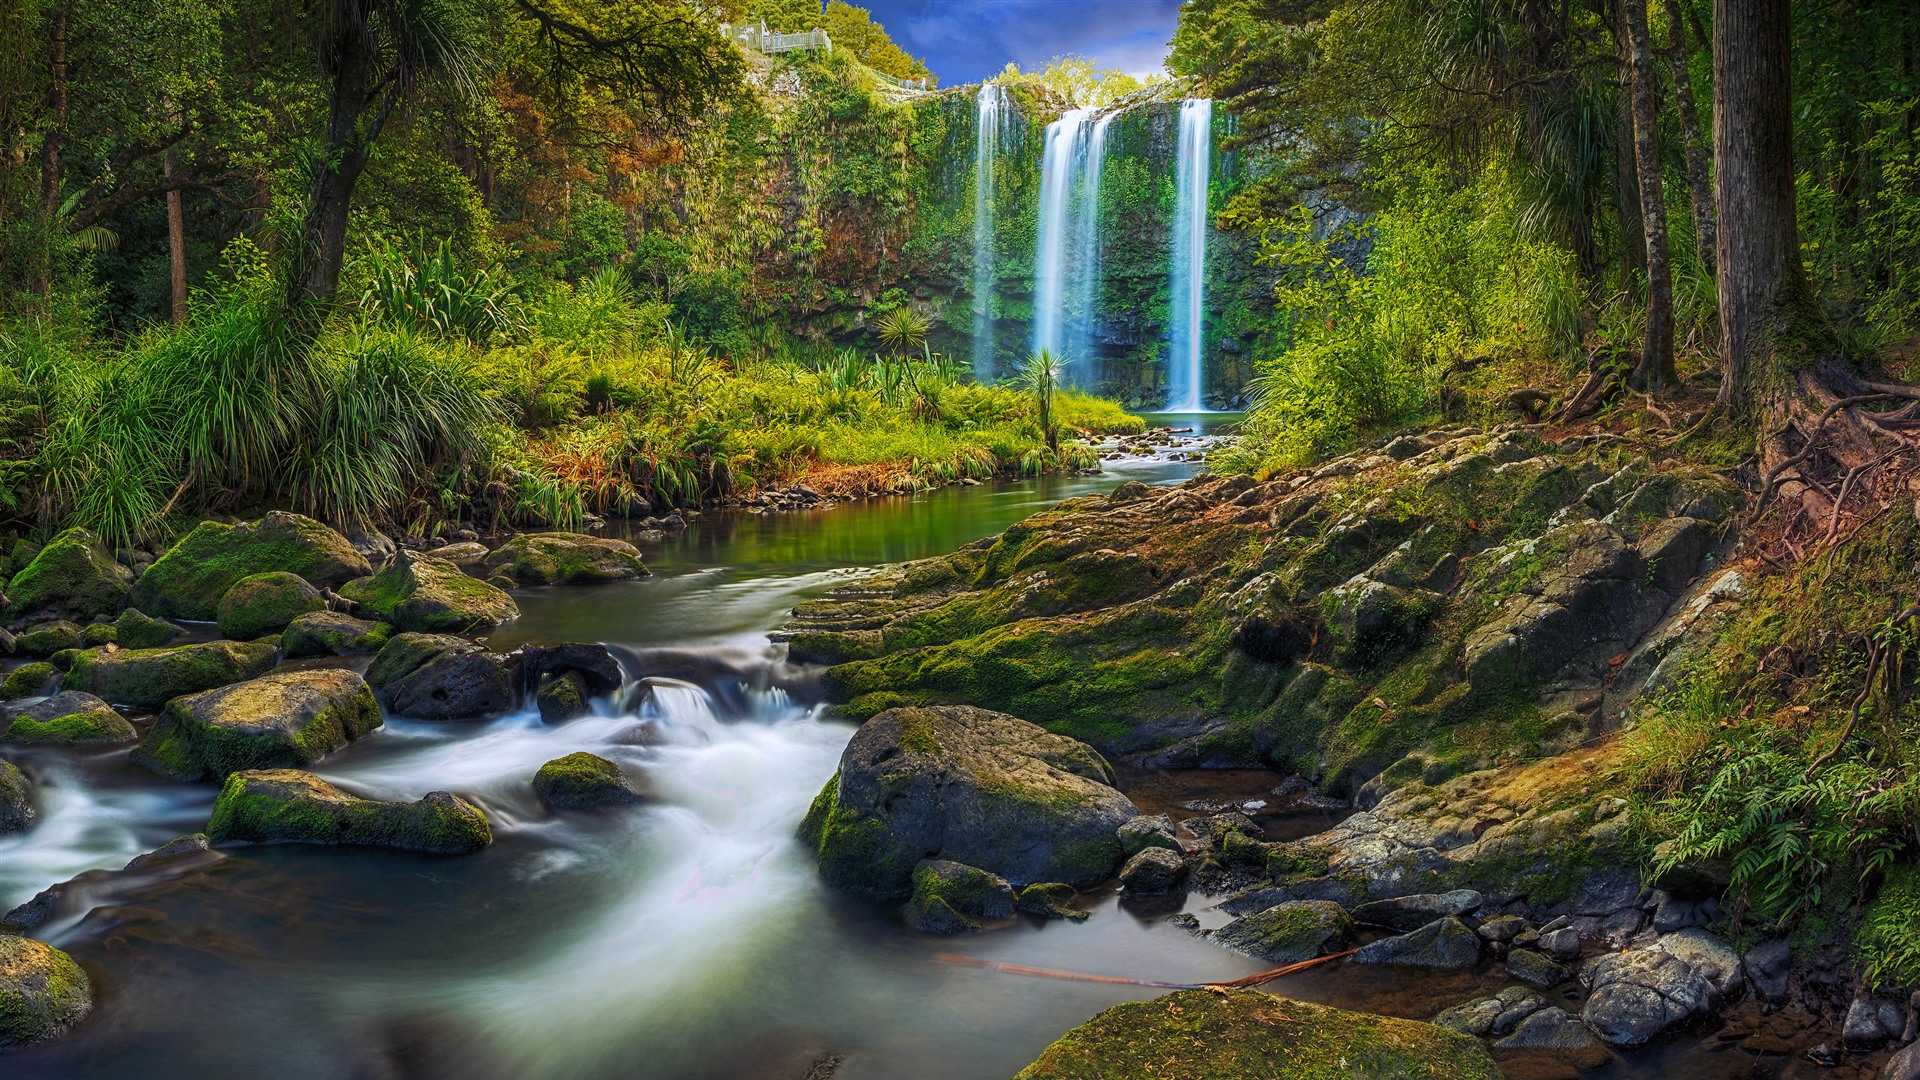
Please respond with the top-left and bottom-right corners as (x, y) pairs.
(933, 947), (1361, 991)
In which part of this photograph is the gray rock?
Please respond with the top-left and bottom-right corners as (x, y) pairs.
(1538, 926), (1582, 961)
(535, 672), (592, 724)
(1651, 891), (1711, 934)
(0, 761), (32, 835)
(1, 690), (135, 745)
(1117, 847), (1187, 896)
(521, 642), (624, 696)
(798, 706), (1137, 899)
(1117, 813), (1180, 856)
(1846, 997), (1890, 1050)
(1352, 889), (1483, 931)
(0, 934), (92, 1047)
(124, 833), (213, 871)
(900, 859), (1014, 934)
(1507, 948), (1571, 989)
(1580, 947), (1713, 1046)
(1650, 839), (1733, 900)
(532, 752), (641, 809)
(1478, 914), (1528, 943)
(1494, 1006), (1604, 1052)
(281, 611), (392, 658)
(1744, 938), (1791, 1001)
(365, 633), (517, 721)
(1434, 996), (1503, 1038)
(1572, 866), (1643, 915)
(1887, 1040), (1920, 1080)
(1351, 917), (1482, 969)
(1490, 989), (1549, 1037)
(206, 769), (490, 854)
(1653, 928), (1744, 1000)
(1213, 900), (1352, 964)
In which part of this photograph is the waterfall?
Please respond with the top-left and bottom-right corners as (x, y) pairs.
(1067, 113), (1115, 386)
(1031, 108), (1092, 369)
(1033, 108), (1115, 385)
(1166, 99), (1213, 412)
(970, 84), (1007, 382)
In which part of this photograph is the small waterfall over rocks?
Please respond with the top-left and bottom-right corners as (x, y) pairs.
(970, 84), (1009, 382)
(1031, 108), (1093, 370)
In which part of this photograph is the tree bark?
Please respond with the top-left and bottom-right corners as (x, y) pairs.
(1612, 0), (1646, 283)
(1662, 0), (1715, 276)
(1624, 0), (1675, 388)
(290, 3), (387, 310)
(165, 150), (188, 324)
(1713, 0), (1834, 415)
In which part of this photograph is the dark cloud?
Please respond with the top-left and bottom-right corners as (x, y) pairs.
(856, 0), (1183, 85)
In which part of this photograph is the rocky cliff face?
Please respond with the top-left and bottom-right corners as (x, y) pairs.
(786, 424), (1740, 794)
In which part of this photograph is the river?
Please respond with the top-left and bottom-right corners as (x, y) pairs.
(0, 416), (1838, 1079)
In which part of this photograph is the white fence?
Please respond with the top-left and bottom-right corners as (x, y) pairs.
(718, 21), (929, 91)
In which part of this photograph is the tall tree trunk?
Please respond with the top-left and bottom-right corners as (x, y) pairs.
(165, 150), (188, 324)
(38, 6), (65, 219)
(1662, 0), (1715, 276)
(1611, 1), (1646, 284)
(290, 5), (386, 310)
(1624, 0), (1675, 388)
(1713, 0), (1834, 415)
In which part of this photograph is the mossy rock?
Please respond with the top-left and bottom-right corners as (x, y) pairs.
(1, 663), (57, 700)
(1015, 988), (1501, 1080)
(4, 527), (131, 622)
(532, 752), (641, 809)
(535, 672), (590, 724)
(900, 858), (1015, 934)
(0, 760), (32, 834)
(130, 669), (381, 782)
(61, 639), (279, 709)
(1213, 900), (1353, 963)
(216, 572), (327, 641)
(484, 533), (649, 586)
(1, 691), (135, 746)
(128, 512), (371, 622)
(206, 768), (491, 854)
(365, 633), (516, 721)
(112, 608), (183, 650)
(0, 935), (92, 1049)
(799, 705), (1138, 899)
(339, 553), (518, 633)
(13, 621), (82, 658)
(1016, 882), (1089, 921)
(79, 623), (115, 648)
(280, 611), (392, 658)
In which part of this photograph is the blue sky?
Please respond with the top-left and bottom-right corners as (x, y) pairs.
(857, 0), (1184, 85)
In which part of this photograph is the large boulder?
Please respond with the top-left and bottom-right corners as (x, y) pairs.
(1214, 900), (1353, 964)
(532, 752), (641, 809)
(61, 639), (279, 709)
(1015, 988), (1500, 1080)
(1117, 847), (1188, 895)
(130, 669), (381, 782)
(484, 533), (648, 586)
(4, 527), (131, 622)
(1, 691), (135, 745)
(216, 572), (326, 641)
(0, 662), (57, 700)
(128, 512), (371, 621)
(281, 610), (392, 658)
(798, 705), (1138, 899)
(0, 761), (32, 834)
(0, 935), (92, 1048)
(12, 621), (82, 657)
(339, 552), (518, 633)
(1580, 946), (1714, 1046)
(206, 769), (491, 854)
(365, 633), (517, 721)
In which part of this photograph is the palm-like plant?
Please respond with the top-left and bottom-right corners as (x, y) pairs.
(1019, 350), (1066, 454)
(874, 306), (931, 361)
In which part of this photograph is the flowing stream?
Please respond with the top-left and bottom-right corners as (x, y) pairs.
(1, 421), (1824, 1079)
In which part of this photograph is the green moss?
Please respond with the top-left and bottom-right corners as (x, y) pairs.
(339, 555), (517, 633)
(0, 936), (92, 1048)
(113, 608), (182, 649)
(1015, 988), (1501, 1080)
(2, 709), (135, 746)
(1016, 882), (1089, 920)
(216, 571), (326, 641)
(128, 513), (368, 622)
(803, 776), (924, 899)
(532, 752), (640, 808)
(206, 769), (490, 854)
(61, 640), (279, 709)
(4, 527), (130, 621)
(1, 663), (56, 699)
(14, 622), (82, 657)
(896, 710), (942, 753)
(131, 672), (381, 781)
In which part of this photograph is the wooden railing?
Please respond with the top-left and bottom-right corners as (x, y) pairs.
(717, 21), (929, 92)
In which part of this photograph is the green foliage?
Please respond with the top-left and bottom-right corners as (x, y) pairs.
(358, 238), (522, 343)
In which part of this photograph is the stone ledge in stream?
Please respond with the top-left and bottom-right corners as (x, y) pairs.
(131, 668), (382, 782)
(61, 639), (280, 710)
(206, 769), (491, 854)
(1, 691), (135, 745)
(798, 705), (1137, 900)
(340, 552), (518, 634)
(365, 633), (518, 721)
(1014, 988), (1501, 1080)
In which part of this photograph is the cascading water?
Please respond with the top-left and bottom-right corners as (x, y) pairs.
(970, 84), (1008, 382)
(1067, 112), (1115, 385)
(1166, 98), (1213, 412)
(1031, 108), (1092, 368)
